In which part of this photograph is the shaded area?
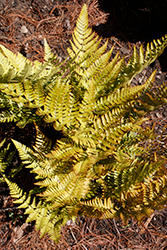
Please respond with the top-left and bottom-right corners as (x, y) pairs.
(97, 0), (167, 42)
(96, 0), (167, 71)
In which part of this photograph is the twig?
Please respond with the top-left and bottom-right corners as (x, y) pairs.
(113, 219), (121, 250)
(8, 13), (38, 26)
(50, 5), (68, 16)
(140, 221), (158, 248)
(70, 228), (77, 244)
(0, 207), (19, 213)
(81, 243), (88, 250)
(140, 213), (155, 234)
(36, 17), (59, 29)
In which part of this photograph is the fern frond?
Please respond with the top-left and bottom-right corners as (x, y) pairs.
(5, 178), (24, 199)
(47, 140), (83, 160)
(44, 39), (56, 62)
(95, 83), (147, 115)
(0, 51), (16, 80)
(81, 197), (114, 210)
(43, 78), (77, 128)
(85, 48), (114, 79)
(117, 37), (167, 88)
(12, 139), (34, 165)
(33, 124), (52, 153)
(67, 5), (100, 63)
(80, 197), (117, 219)
(0, 110), (17, 123)
(40, 170), (90, 208)
(34, 82), (45, 107)
(0, 44), (28, 73)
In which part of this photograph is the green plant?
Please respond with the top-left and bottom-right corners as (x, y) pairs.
(0, 4), (167, 243)
(8, 210), (23, 223)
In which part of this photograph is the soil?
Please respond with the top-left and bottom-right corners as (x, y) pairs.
(0, 0), (167, 249)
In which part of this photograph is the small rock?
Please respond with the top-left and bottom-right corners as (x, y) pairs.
(21, 25), (28, 34)
(64, 18), (71, 30)
(66, 219), (75, 226)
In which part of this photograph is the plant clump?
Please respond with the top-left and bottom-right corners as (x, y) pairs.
(0, 4), (167, 243)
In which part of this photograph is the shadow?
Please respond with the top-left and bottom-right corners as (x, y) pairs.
(96, 0), (167, 71)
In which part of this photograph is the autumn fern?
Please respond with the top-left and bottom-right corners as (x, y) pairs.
(0, 4), (167, 243)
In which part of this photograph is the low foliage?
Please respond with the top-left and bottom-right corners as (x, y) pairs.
(0, 4), (167, 242)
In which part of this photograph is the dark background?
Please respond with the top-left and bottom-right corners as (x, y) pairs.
(96, 0), (167, 71)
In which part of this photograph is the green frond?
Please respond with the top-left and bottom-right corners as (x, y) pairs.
(71, 128), (97, 148)
(0, 110), (17, 123)
(44, 39), (56, 62)
(47, 140), (83, 160)
(84, 48), (113, 79)
(117, 36), (167, 87)
(80, 197), (117, 219)
(0, 44), (28, 73)
(33, 124), (52, 154)
(5, 178), (23, 199)
(68, 4), (101, 64)
(0, 138), (6, 148)
(24, 80), (35, 102)
(34, 82), (45, 107)
(0, 49), (16, 80)
(12, 139), (34, 165)
(40, 170), (90, 208)
(95, 83), (146, 115)
(81, 197), (114, 210)
(94, 117), (142, 143)
(24, 197), (40, 216)
(43, 79), (77, 127)
(33, 166), (54, 178)
(94, 52), (120, 90)
(85, 40), (110, 69)
(16, 195), (31, 208)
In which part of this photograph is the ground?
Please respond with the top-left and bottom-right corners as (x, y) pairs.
(0, 0), (167, 249)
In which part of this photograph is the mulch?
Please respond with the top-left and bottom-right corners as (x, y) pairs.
(0, 0), (167, 249)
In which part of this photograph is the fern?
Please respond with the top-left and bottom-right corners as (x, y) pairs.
(1, 4), (167, 243)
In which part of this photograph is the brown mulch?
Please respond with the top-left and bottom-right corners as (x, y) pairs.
(0, 0), (167, 249)
(1, 200), (167, 249)
(0, 0), (108, 61)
